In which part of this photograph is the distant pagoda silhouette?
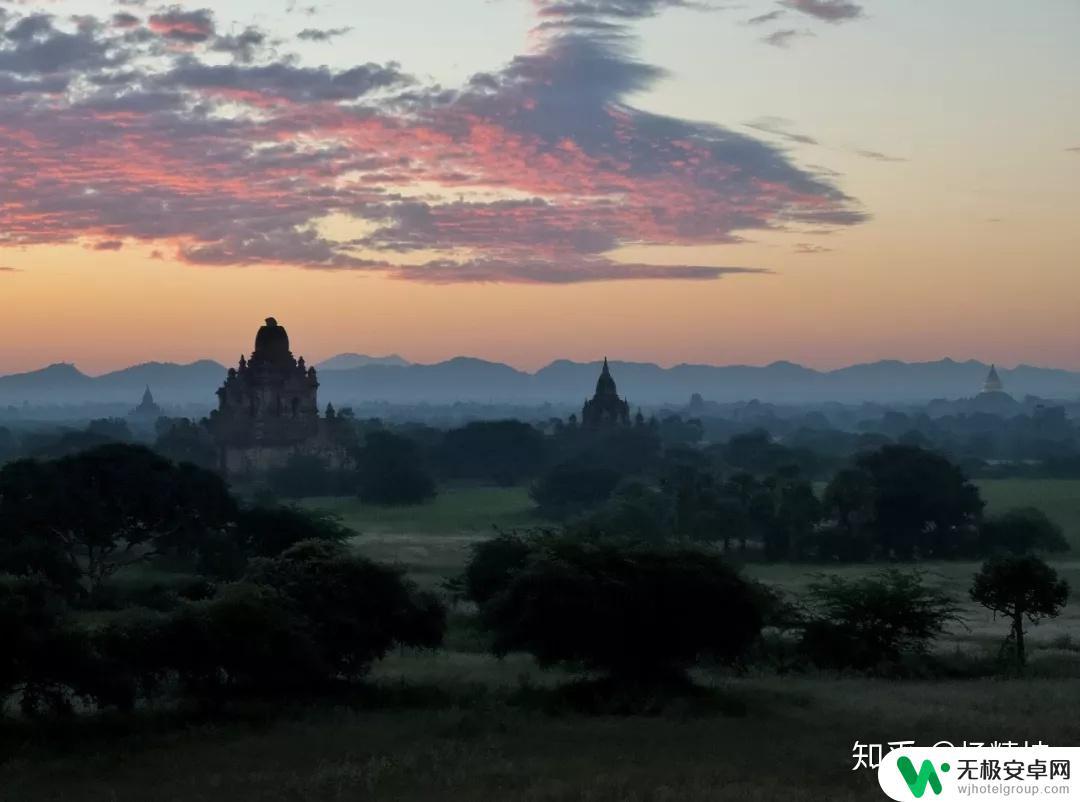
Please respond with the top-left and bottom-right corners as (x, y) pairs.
(582, 358), (630, 427)
(129, 385), (162, 420)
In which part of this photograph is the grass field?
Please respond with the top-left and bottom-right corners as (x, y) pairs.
(4, 677), (1079, 801)
(306, 485), (540, 536)
(3, 479), (1079, 801)
(978, 479), (1080, 547)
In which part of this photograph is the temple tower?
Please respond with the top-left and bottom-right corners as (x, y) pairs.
(582, 357), (630, 427)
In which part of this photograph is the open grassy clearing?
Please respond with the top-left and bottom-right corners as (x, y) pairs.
(305, 485), (540, 536)
(3, 673), (1077, 802)
(978, 479), (1080, 548)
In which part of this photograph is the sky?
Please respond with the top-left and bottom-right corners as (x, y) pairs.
(0, 0), (1077, 375)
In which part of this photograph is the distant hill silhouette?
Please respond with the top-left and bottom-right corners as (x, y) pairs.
(315, 353), (410, 370)
(0, 361), (227, 406)
(2, 357), (1079, 408)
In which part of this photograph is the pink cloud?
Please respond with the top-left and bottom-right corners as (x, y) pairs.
(0, 3), (866, 283)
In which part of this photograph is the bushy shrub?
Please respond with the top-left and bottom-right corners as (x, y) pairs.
(572, 482), (674, 545)
(978, 508), (1069, 556)
(462, 531), (538, 605)
(481, 541), (764, 683)
(159, 584), (328, 698)
(247, 540), (444, 677)
(799, 570), (959, 670)
(0, 579), (96, 716)
(196, 505), (352, 579)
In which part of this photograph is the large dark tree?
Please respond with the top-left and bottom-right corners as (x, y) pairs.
(355, 430), (437, 506)
(0, 444), (235, 596)
(438, 420), (547, 485)
(823, 468), (876, 540)
(971, 555), (1069, 669)
(196, 504), (354, 579)
(530, 462), (622, 518)
(480, 540), (764, 684)
(854, 445), (983, 558)
(247, 540), (444, 676)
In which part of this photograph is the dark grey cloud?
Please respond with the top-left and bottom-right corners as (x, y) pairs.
(91, 239), (124, 250)
(1067, 146), (1080, 154)
(0, 72), (67, 95)
(147, 6), (215, 43)
(211, 26), (267, 63)
(180, 228), (382, 269)
(746, 10), (784, 24)
(0, 14), (117, 74)
(534, 1), (715, 20)
(762, 28), (811, 47)
(112, 12), (141, 28)
(162, 60), (409, 101)
(781, 0), (862, 23)
(297, 26), (351, 42)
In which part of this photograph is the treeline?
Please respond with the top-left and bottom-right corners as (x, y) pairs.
(1, 443), (1073, 718)
(0, 444), (442, 715)
(533, 435), (1069, 563)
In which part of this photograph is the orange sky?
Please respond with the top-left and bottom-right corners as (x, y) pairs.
(0, 0), (1078, 375)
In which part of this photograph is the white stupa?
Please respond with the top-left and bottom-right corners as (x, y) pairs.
(981, 364), (1005, 395)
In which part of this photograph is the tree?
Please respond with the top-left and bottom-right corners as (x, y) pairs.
(195, 504), (352, 579)
(979, 507), (1069, 556)
(154, 418), (218, 469)
(355, 430), (436, 506)
(530, 462), (621, 518)
(823, 467), (876, 538)
(265, 454), (343, 498)
(970, 556), (1069, 669)
(480, 541), (764, 684)
(86, 418), (133, 443)
(438, 420), (547, 485)
(724, 472), (775, 552)
(800, 571), (959, 670)
(247, 540), (444, 676)
(854, 445), (983, 558)
(0, 444), (235, 596)
(767, 471), (821, 561)
(462, 531), (538, 605)
(0, 426), (16, 463)
(722, 429), (808, 475)
(574, 481), (675, 545)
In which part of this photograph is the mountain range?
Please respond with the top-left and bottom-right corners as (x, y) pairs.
(2, 356), (1079, 409)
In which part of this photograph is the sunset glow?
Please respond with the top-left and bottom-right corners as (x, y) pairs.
(1, 0), (1078, 373)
